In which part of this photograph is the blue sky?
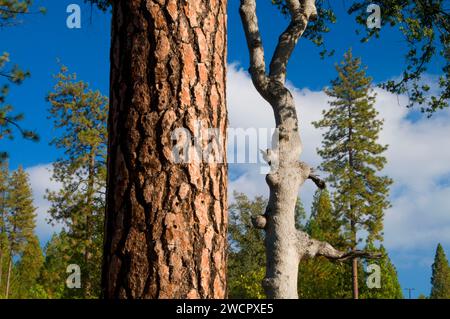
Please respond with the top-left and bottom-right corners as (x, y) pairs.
(2, 0), (450, 298)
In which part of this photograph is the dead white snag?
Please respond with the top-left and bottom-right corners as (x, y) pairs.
(239, 0), (379, 299)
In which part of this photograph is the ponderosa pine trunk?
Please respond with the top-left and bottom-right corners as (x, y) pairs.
(102, 0), (228, 299)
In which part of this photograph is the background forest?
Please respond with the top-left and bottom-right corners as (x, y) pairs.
(1, 0), (450, 299)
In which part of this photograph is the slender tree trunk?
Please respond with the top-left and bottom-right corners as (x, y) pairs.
(5, 257), (11, 299)
(0, 191), (5, 289)
(352, 256), (359, 299)
(348, 103), (359, 300)
(85, 150), (96, 298)
(0, 248), (3, 290)
(84, 213), (91, 298)
(102, 0), (228, 299)
(351, 220), (359, 299)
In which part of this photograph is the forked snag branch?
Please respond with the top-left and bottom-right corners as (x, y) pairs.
(240, 0), (380, 299)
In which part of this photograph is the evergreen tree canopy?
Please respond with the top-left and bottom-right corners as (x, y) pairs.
(228, 192), (267, 298)
(430, 243), (450, 299)
(6, 166), (36, 257)
(45, 65), (108, 298)
(0, 160), (9, 295)
(39, 231), (75, 299)
(306, 189), (342, 247)
(361, 245), (403, 299)
(313, 49), (392, 249)
(14, 234), (44, 298)
(299, 189), (350, 299)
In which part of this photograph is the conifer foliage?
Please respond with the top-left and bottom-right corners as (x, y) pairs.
(45, 65), (108, 298)
(298, 189), (349, 299)
(361, 246), (403, 299)
(0, 161), (9, 295)
(313, 50), (393, 298)
(430, 243), (450, 299)
(4, 167), (36, 298)
(0, 0), (41, 160)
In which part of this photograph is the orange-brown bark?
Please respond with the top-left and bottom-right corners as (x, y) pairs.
(103, 0), (228, 299)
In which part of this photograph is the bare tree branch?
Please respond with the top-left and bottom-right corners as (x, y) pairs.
(297, 161), (326, 189)
(239, 0), (269, 97)
(269, 0), (318, 83)
(308, 173), (326, 189)
(300, 231), (382, 261)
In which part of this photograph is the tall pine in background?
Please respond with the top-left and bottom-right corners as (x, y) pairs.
(4, 166), (36, 298)
(313, 50), (393, 299)
(430, 243), (450, 299)
(45, 65), (108, 298)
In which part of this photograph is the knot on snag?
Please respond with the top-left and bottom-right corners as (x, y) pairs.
(252, 215), (267, 229)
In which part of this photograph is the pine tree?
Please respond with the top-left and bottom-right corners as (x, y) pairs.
(306, 190), (342, 246)
(4, 165), (36, 298)
(313, 49), (393, 299)
(228, 192), (267, 299)
(0, 1), (41, 160)
(361, 246), (403, 299)
(39, 232), (72, 299)
(430, 243), (450, 299)
(45, 65), (108, 298)
(295, 198), (307, 231)
(14, 234), (44, 298)
(99, 1), (228, 299)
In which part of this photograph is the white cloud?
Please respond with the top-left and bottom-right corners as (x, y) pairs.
(25, 65), (450, 262)
(26, 164), (63, 243)
(227, 64), (450, 257)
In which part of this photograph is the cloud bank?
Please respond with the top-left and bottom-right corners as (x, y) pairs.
(227, 64), (450, 256)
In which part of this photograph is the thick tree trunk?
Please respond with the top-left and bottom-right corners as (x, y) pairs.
(102, 0), (228, 299)
(262, 85), (306, 299)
